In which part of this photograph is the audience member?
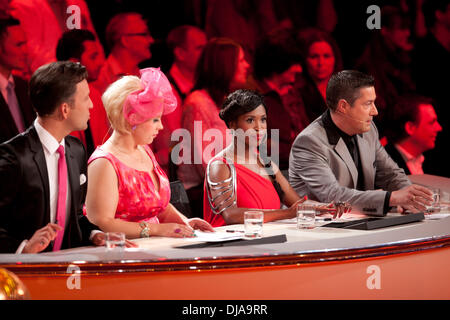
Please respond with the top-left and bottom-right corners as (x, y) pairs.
(289, 70), (433, 216)
(413, 0), (450, 177)
(273, 0), (338, 33)
(0, 0), (12, 17)
(93, 12), (154, 94)
(205, 0), (278, 66)
(204, 89), (348, 227)
(9, 0), (103, 76)
(56, 29), (110, 155)
(253, 30), (307, 170)
(86, 68), (214, 239)
(296, 28), (343, 125)
(0, 61), (107, 253)
(0, 16), (35, 143)
(176, 38), (250, 218)
(166, 25), (207, 101)
(152, 25), (207, 176)
(384, 95), (442, 175)
(355, 5), (416, 136)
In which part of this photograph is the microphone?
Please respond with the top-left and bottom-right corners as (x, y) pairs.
(338, 111), (371, 124)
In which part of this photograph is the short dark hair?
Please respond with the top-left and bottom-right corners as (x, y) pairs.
(166, 25), (202, 52)
(381, 5), (411, 29)
(326, 70), (375, 111)
(220, 89), (266, 128)
(56, 29), (96, 61)
(385, 95), (434, 143)
(29, 61), (88, 116)
(254, 29), (301, 80)
(0, 16), (20, 42)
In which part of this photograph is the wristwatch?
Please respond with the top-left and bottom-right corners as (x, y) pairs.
(139, 221), (150, 238)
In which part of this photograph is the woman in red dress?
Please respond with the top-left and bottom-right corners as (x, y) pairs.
(86, 68), (213, 239)
(204, 89), (348, 227)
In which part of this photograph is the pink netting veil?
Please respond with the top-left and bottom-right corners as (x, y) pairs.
(123, 67), (177, 126)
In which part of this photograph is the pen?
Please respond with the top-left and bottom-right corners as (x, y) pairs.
(226, 230), (245, 233)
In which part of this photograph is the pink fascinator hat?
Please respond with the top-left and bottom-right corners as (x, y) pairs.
(123, 67), (177, 126)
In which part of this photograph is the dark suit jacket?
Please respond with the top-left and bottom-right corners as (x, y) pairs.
(0, 76), (36, 143)
(384, 143), (410, 175)
(0, 126), (98, 253)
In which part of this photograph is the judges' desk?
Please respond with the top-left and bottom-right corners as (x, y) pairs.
(1, 175), (449, 300)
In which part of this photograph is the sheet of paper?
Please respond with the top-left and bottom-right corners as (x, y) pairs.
(424, 213), (450, 220)
(185, 230), (245, 242)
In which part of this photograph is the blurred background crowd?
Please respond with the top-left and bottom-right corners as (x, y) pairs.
(0, 0), (448, 187)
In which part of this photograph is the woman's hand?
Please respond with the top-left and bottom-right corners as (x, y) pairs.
(316, 202), (352, 219)
(187, 218), (215, 232)
(154, 223), (196, 238)
(287, 197), (308, 219)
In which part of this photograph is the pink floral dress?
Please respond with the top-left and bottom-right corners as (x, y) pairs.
(88, 145), (171, 223)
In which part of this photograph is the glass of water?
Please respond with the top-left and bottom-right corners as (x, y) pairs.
(244, 211), (264, 239)
(426, 188), (441, 213)
(105, 232), (125, 259)
(297, 204), (316, 229)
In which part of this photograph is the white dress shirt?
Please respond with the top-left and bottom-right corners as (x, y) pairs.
(15, 119), (71, 253)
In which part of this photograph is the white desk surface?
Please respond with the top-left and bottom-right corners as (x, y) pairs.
(1, 174), (449, 264)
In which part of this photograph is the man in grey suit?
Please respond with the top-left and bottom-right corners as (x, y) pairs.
(289, 70), (433, 216)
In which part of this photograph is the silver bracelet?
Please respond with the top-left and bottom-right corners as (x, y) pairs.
(139, 221), (150, 238)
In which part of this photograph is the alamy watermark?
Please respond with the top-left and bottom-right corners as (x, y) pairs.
(367, 5), (381, 30)
(66, 5), (81, 30)
(66, 264), (81, 290)
(366, 265), (381, 290)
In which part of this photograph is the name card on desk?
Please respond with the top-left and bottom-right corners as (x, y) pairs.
(176, 234), (287, 249)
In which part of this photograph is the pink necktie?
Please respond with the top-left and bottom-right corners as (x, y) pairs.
(53, 145), (67, 251)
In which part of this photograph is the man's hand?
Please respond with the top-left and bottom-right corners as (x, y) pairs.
(22, 223), (62, 253)
(390, 184), (433, 213)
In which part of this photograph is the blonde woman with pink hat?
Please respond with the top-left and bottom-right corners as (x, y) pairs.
(85, 68), (214, 240)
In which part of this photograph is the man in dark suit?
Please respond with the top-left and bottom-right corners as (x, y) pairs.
(0, 16), (36, 143)
(0, 61), (105, 253)
(384, 95), (442, 175)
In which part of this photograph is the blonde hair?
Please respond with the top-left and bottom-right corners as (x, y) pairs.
(102, 75), (142, 134)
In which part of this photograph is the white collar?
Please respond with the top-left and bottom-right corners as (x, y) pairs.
(34, 118), (65, 155)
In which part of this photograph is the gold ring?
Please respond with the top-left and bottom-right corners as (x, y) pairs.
(412, 196), (416, 202)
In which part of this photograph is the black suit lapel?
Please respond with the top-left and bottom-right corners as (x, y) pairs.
(385, 143), (410, 175)
(28, 127), (51, 226)
(13, 76), (36, 127)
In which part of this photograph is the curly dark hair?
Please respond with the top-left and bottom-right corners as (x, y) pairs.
(220, 89), (267, 128)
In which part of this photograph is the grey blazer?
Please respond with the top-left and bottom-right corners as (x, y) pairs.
(288, 111), (411, 216)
